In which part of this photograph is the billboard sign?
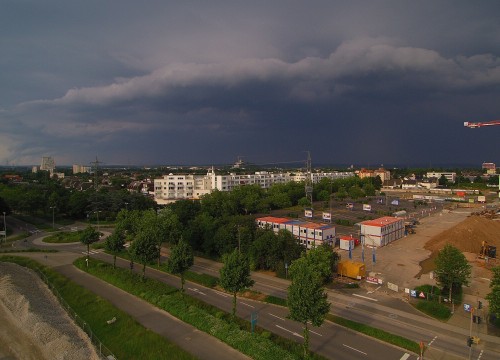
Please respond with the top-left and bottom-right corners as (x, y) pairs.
(322, 212), (331, 221)
(362, 204), (372, 211)
(304, 209), (313, 218)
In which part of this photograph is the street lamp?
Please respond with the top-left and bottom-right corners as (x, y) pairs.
(125, 202), (129, 211)
(49, 206), (56, 229)
(94, 211), (102, 235)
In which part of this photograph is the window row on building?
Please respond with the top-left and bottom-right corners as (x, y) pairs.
(154, 168), (354, 204)
(256, 216), (335, 249)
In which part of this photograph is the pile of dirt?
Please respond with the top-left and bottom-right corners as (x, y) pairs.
(0, 263), (99, 360)
(424, 215), (500, 255)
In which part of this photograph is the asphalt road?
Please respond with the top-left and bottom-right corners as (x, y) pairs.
(10, 219), (500, 360)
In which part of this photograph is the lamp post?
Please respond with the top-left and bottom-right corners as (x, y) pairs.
(94, 211), (102, 235)
(125, 202), (129, 211)
(49, 206), (56, 229)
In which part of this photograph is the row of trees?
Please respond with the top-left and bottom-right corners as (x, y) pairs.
(0, 182), (155, 221)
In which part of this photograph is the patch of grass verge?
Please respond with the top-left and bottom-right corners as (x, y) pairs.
(415, 301), (451, 320)
(327, 314), (420, 354)
(184, 270), (219, 288)
(264, 295), (287, 307)
(75, 257), (325, 360)
(0, 255), (195, 360)
(43, 231), (82, 243)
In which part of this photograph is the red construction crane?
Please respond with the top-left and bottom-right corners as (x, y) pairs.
(464, 120), (500, 128)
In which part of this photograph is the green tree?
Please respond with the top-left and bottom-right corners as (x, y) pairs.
(219, 249), (254, 318)
(438, 174), (448, 187)
(372, 175), (383, 190)
(288, 257), (330, 357)
(348, 185), (365, 200)
(335, 186), (348, 200)
(129, 232), (158, 280)
(434, 244), (472, 301)
(80, 226), (100, 265)
(167, 239), (194, 293)
(487, 267), (500, 318)
(303, 245), (335, 284)
(104, 231), (125, 268)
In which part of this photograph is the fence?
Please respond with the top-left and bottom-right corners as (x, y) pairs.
(33, 268), (117, 360)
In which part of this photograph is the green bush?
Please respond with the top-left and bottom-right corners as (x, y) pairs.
(415, 301), (452, 320)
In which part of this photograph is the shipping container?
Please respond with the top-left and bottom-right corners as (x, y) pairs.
(337, 260), (366, 279)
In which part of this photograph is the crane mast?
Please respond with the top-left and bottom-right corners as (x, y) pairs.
(464, 119), (500, 198)
(464, 120), (500, 128)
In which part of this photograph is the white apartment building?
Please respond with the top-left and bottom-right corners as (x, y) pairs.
(154, 174), (197, 205)
(154, 169), (355, 204)
(426, 172), (456, 183)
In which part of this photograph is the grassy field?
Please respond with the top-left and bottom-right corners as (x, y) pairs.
(0, 255), (196, 360)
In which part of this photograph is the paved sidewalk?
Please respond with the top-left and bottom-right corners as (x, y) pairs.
(14, 253), (249, 360)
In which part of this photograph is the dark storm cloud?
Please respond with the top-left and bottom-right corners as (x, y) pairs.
(1, 1), (500, 165)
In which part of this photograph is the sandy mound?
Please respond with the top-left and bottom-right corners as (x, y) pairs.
(0, 263), (100, 360)
(424, 215), (500, 255)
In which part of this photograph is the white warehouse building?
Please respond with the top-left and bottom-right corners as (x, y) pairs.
(359, 216), (404, 248)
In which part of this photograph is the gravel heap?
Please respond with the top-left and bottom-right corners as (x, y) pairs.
(0, 263), (100, 360)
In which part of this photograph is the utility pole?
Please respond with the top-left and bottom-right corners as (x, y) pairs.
(305, 151), (313, 209)
(90, 156), (103, 190)
(50, 206), (56, 229)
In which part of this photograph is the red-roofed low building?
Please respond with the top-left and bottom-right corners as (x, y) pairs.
(256, 216), (335, 249)
(359, 216), (404, 247)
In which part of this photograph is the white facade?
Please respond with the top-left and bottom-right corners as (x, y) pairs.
(154, 174), (197, 204)
(359, 216), (404, 248)
(427, 172), (456, 183)
(73, 164), (91, 174)
(256, 216), (335, 249)
(154, 169), (355, 203)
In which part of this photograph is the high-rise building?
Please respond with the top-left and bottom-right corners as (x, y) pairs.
(40, 157), (55, 174)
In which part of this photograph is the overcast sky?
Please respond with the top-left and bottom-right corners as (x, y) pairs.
(2, 1), (500, 168)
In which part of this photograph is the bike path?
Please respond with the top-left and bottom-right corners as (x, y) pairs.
(15, 253), (249, 360)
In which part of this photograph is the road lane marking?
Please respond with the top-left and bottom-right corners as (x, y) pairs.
(187, 288), (207, 296)
(352, 294), (378, 302)
(400, 354), (410, 360)
(276, 325), (303, 338)
(342, 344), (367, 355)
(269, 313), (285, 321)
(309, 330), (322, 337)
(367, 286), (381, 294)
(428, 336), (437, 346)
(241, 302), (255, 308)
(212, 289), (230, 298)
